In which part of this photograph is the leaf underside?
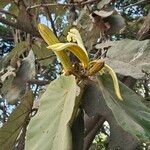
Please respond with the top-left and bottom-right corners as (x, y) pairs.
(97, 74), (150, 141)
(25, 75), (78, 150)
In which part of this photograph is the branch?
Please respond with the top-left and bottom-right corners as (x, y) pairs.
(35, 54), (56, 62)
(0, 34), (14, 40)
(0, 17), (20, 29)
(123, 0), (147, 9)
(28, 79), (50, 86)
(0, 17), (40, 37)
(0, 9), (17, 18)
(42, 0), (58, 37)
(84, 116), (105, 150)
(26, 0), (100, 10)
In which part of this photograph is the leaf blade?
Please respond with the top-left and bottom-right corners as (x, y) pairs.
(97, 74), (150, 141)
(0, 91), (34, 150)
(25, 75), (80, 150)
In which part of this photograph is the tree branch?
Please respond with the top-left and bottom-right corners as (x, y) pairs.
(42, 0), (58, 37)
(26, 0), (100, 10)
(0, 9), (17, 18)
(123, 0), (147, 9)
(84, 116), (105, 150)
(35, 54), (56, 62)
(0, 17), (40, 37)
(28, 79), (50, 86)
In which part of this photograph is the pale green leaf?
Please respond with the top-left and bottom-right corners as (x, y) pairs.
(25, 75), (80, 150)
(0, 91), (34, 150)
(106, 39), (150, 78)
(97, 0), (111, 9)
(2, 41), (29, 67)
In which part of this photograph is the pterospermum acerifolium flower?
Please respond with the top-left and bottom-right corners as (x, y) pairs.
(38, 23), (123, 101)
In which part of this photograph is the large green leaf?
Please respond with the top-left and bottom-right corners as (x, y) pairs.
(104, 39), (150, 78)
(0, 91), (34, 150)
(82, 81), (139, 149)
(25, 75), (81, 150)
(97, 74), (150, 141)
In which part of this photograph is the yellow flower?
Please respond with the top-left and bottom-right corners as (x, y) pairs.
(38, 24), (72, 73)
(38, 23), (123, 101)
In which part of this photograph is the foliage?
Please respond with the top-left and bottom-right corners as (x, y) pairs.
(97, 74), (150, 141)
(25, 75), (82, 150)
(0, 0), (150, 149)
(0, 91), (34, 149)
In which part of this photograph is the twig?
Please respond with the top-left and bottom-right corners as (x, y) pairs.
(0, 0), (40, 37)
(0, 17), (40, 37)
(20, 0), (39, 35)
(42, 0), (58, 37)
(2, 101), (8, 123)
(26, 0), (100, 10)
(123, 0), (147, 9)
(35, 54), (56, 62)
(0, 9), (17, 18)
(83, 116), (105, 150)
(34, 85), (39, 96)
(28, 79), (50, 86)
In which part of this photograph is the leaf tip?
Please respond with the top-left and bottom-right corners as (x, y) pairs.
(103, 64), (123, 101)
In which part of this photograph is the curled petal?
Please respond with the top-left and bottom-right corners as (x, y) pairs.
(38, 24), (72, 73)
(87, 60), (104, 76)
(67, 28), (87, 55)
(38, 24), (59, 45)
(48, 43), (89, 68)
(101, 64), (123, 101)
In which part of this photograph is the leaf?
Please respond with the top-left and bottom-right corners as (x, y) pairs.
(106, 14), (126, 34)
(1, 76), (14, 95)
(0, 24), (12, 39)
(2, 41), (29, 67)
(106, 39), (150, 78)
(93, 10), (114, 18)
(75, 7), (101, 51)
(59, 25), (73, 42)
(17, 5), (37, 34)
(48, 43), (89, 68)
(82, 81), (139, 149)
(106, 60), (144, 79)
(97, 0), (112, 9)
(25, 75), (82, 150)
(97, 74), (150, 141)
(0, 91), (34, 150)
(46, 5), (67, 16)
